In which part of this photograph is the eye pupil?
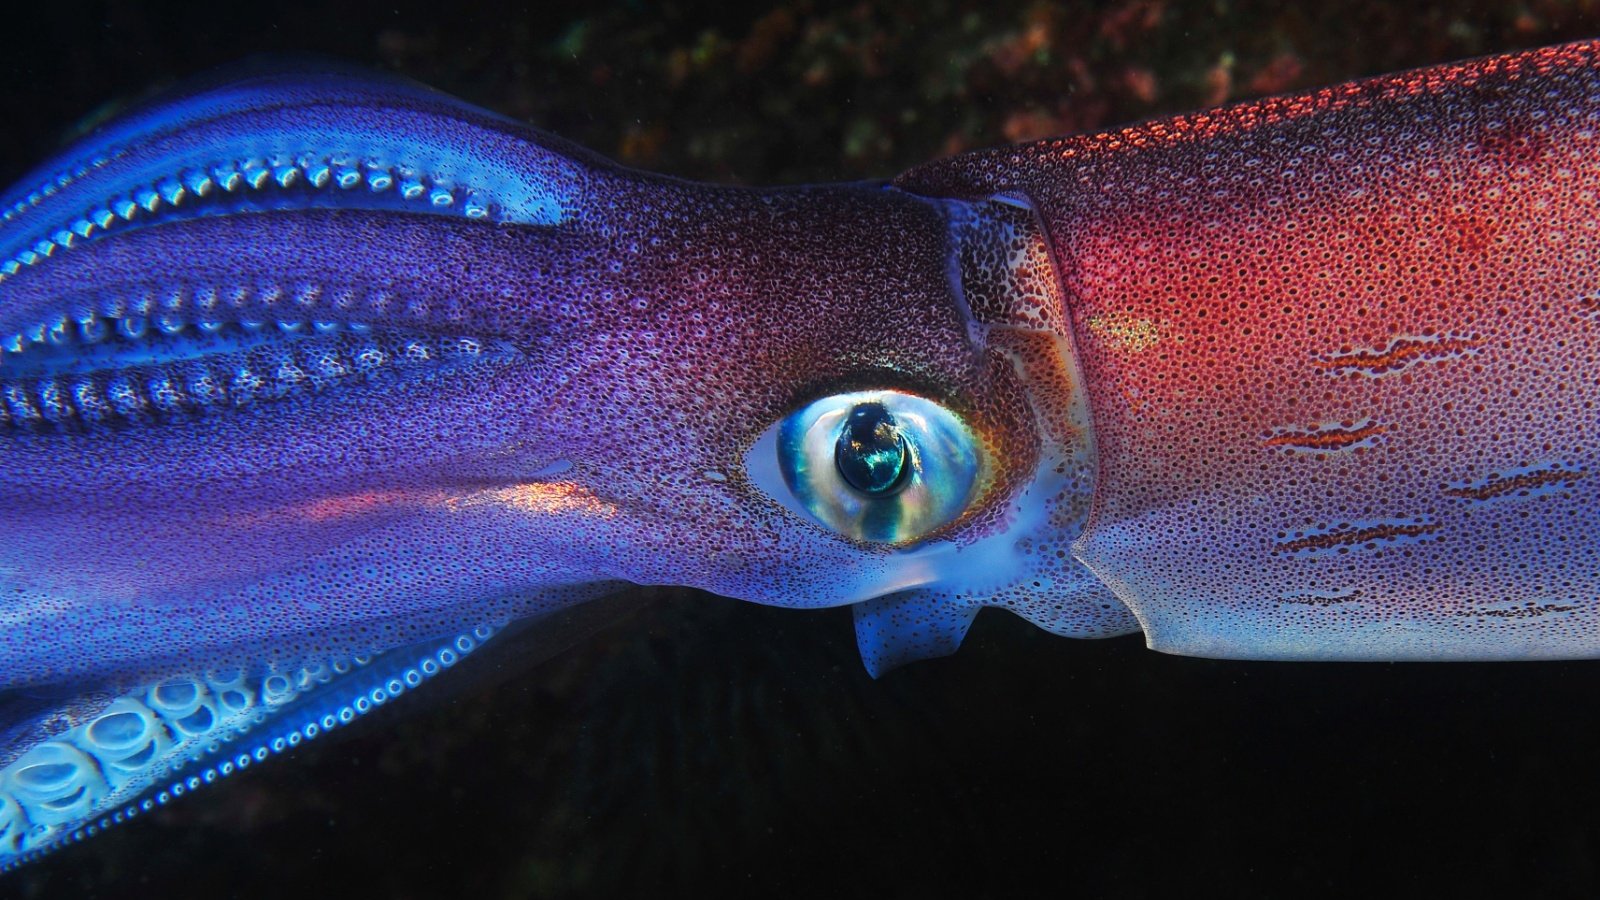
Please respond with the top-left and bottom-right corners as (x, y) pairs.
(835, 403), (911, 496)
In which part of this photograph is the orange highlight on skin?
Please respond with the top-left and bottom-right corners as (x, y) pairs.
(1085, 312), (1164, 352)
(449, 481), (618, 519)
(294, 488), (441, 522)
(224, 487), (449, 528)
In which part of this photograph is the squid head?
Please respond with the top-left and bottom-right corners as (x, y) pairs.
(0, 62), (1120, 864)
(0, 63), (1125, 700)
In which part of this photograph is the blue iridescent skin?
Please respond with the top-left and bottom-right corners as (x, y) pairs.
(0, 61), (1112, 864)
(5, 42), (1600, 866)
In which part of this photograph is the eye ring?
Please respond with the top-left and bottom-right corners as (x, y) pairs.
(769, 390), (982, 544)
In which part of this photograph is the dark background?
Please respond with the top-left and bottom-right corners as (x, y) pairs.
(6, 2), (1600, 898)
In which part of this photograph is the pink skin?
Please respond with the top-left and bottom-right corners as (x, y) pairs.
(900, 41), (1600, 659)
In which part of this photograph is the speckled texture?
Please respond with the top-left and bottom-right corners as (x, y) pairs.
(0, 64), (1065, 691)
(900, 41), (1600, 659)
(7, 3), (1600, 899)
(0, 54), (1119, 864)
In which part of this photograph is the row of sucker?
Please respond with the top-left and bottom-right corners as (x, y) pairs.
(0, 151), (115, 227)
(0, 317), (514, 431)
(0, 624), (497, 869)
(0, 152), (501, 286)
(2, 276), (481, 359)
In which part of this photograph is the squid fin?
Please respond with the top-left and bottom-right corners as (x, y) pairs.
(852, 591), (981, 679)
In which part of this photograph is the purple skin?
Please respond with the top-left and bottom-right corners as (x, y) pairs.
(0, 64), (1071, 687)
(0, 60), (1116, 866)
(4, 42), (1600, 867)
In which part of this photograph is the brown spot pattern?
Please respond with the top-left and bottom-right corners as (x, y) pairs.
(1262, 420), (1386, 452)
(1442, 463), (1586, 501)
(1275, 518), (1441, 555)
(1312, 334), (1484, 377)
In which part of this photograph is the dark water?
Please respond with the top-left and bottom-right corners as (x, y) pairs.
(5, 2), (1600, 897)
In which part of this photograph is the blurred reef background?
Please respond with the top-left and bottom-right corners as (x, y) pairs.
(10, 1), (1600, 189)
(6, 2), (1600, 898)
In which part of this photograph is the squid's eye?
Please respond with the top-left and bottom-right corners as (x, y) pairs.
(776, 390), (981, 544)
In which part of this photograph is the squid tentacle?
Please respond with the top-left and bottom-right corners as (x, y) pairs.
(0, 620), (503, 869)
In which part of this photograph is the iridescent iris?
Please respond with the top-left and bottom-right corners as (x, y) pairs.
(774, 390), (981, 544)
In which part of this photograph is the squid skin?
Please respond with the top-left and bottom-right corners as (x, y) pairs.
(0, 42), (1596, 867)
(898, 40), (1600, 660)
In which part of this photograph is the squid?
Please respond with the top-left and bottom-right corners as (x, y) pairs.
(1, 40), (1597, 868)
